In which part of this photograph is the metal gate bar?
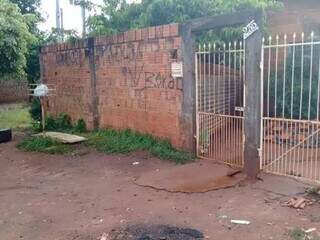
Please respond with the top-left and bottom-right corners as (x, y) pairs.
(196, 42), (245, 167)
(261, 32), (320, 183)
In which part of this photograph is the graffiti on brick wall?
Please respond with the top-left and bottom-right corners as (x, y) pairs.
(95, 38), (175, 66)
(56, 49), (83, 66)
(95, 41), (157, 63)
(48, 37), (181, 114)
(145, 72), (182, 90)
(119, 65), (182, 91)
(121, 64), (145, 87)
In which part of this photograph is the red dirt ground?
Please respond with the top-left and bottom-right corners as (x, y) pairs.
(0, 135), (320, 240)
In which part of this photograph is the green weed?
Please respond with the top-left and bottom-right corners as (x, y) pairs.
(290, 228), (307, 240)
(17, 136), (73, 155)
(290, 228), (320, 240)
(74, 119), (87, 133)
(45, 113), (73, 131)
(87, 129), (193, 163)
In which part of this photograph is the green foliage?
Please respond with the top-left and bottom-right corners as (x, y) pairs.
(69, 0), (94, 9)
(45, 113), (73, 131)
(44, 28), (80, 45)
(0, 0), (35, 79)
(74, 119), (87, 133)
(87, 128), (193, 163)
(290, 228), (307, 240)
(17, 136), (73, 154)
(29, 98), (41, 121)
(31, 120), (41, 132)
(30, 111), (86, 133)
(87, 0), (282, 40)
(29, 105), (86, 133)
(9, 0), (43, 83)
(290, 228), (320, 240)
(268, 42), (320, 120)
(9, 0), (41, 15)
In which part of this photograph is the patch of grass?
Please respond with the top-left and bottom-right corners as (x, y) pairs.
(290, 228), (320, 240)
(0, 103), (32, 129)
(290, 228), (307, 240)
(17, 136), (73, 155)
(87, 129), (193, 163)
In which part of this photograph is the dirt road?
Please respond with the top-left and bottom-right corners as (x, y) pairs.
(0, 136), (319, 240)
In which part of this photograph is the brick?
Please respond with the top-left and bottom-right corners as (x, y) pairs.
(163, 24), (171, 37)
(0, 80), (28, 103)
(117, 32), (124, 43)
(41, 22), (185, 149)
(155, 25), (163, 38)
(141, 27), (149, 40)
(123, 31), (129, 42)
(105, 36), (112, 45)
(127, 30), (136, 42)
(148, 26), (156, 39)
(135, 29), (142, 41)
(169, 23), (179, 37)
(173, 37), (182, 48)
(112, 34), (118, 44)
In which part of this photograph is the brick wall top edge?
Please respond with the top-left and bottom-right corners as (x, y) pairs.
(41, 38), (89, 53)
(41, 23), (180, 53)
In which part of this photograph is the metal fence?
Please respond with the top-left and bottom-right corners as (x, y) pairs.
(196, 42), (245, 168)
(261, 32), (320, 182)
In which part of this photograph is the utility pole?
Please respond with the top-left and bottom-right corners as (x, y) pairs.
(81, 5), (86, 38)
(60, 8), (64, 41)
(56, 0), (61, 41)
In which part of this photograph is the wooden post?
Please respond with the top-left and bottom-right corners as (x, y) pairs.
(180, 24), (196, 153)
(40, 97), (45, 135)
(87, 37), (99, 129)
(244, 17), (263, 179)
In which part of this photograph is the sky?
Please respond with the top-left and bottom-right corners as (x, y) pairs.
(39, 0), (139, 34)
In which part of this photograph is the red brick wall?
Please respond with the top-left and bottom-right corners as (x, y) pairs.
(0, 80), (28, 104)
(41, 23), (186, 149)
(41, 41), (95, 128)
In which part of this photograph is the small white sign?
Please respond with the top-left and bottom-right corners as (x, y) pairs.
(33, 84), (49, 97)
(235, 106), (244, 112)
(243, 20), (259, 40)
(171, 62), (183, 78)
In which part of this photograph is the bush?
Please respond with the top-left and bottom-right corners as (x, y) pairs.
(74, 119), (87, 133)
(30, 111), (87, 133)
(45, 113), (72, 131)
(29, 98), (41, 121)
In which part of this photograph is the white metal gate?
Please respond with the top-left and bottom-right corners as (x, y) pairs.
(261, 32), (320, 183)
(196, 42), (245, 168)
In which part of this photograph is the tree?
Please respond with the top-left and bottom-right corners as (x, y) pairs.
(0, 0), (35, 79)
(9, 0), (41, 15)
(87, 0), (282, 41)
(44, 28), (79, 45)
(9, 0), (42, 83)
